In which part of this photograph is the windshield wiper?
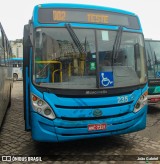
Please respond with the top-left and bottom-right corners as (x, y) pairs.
(112, 26), (123, 64)
(147, 50), (152, 70)
(154, 51), (159, 78)
(65, 23), (86, 55)
(154, 51), (159, 65)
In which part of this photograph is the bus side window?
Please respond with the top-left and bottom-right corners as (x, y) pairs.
(0, 29), (5, 66)
(35, 49), (43, 74)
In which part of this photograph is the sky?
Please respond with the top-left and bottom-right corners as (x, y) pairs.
(0, 0), (160, 40)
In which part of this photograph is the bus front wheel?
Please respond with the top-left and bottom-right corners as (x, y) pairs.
(13, 73), (18, 81)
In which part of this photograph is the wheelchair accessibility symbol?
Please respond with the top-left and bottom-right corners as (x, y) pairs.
(100, 72), (114, 87)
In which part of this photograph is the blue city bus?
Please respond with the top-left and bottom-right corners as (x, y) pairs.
(0, 23), (13, 128)
(10, 58), (23, 81)
(145, 39), (160, 105)
(23, 3), (148, 142)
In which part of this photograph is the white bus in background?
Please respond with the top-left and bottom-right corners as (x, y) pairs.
(0, 22), (13, 128)
(10, 58), (23, 81)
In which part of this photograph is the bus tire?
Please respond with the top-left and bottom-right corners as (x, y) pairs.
(13, 73), (18, 81)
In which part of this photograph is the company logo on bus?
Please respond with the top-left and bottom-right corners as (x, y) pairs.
(93, 109), (102, 117)
(86, 90), (107, 95)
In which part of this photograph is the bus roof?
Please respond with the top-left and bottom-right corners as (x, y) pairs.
(34, 3), (137, 17)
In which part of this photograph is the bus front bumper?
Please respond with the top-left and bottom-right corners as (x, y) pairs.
(31, 105), (147, 142)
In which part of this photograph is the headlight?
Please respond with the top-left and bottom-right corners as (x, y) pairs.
(133, 91), (148, 113)
(31, 94), (56, 119)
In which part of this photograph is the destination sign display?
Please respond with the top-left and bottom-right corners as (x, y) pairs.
(38, 8), (140, 29)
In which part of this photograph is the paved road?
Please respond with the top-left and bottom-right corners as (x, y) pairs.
(0, 81), (160, 163)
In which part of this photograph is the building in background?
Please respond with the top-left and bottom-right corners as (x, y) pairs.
(10, 39), (23, 58)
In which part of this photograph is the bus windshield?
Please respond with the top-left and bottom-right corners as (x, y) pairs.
(145, 40), (160, 79)
(33, 27), (146, 89)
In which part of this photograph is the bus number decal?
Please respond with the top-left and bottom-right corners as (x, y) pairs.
(117, 96), (128, 104)
(53, 10), (66, 21)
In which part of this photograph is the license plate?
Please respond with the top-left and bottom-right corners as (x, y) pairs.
(150, 98), (160, 103)
(88, 123), (106, 131)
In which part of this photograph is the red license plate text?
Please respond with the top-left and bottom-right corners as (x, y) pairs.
(88, 123), (106, 131)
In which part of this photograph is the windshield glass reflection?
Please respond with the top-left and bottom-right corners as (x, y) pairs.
(33, 27), (146, 89)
